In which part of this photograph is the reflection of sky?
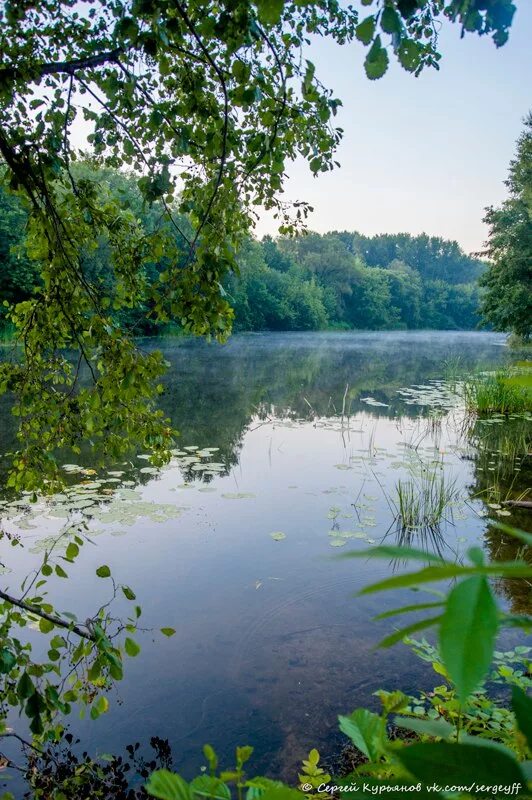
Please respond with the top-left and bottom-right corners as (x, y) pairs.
(2, 331), (527, 785)
(255, 4), (532, 253)
(3, 408), (485, 781)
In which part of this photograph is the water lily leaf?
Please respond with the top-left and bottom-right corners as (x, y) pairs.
(270, 532), (286, 541)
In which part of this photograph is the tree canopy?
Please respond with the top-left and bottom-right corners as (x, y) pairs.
(0, 0), (517, 488)
(0, 174), (487, 334)
(479, 113), (532, 341)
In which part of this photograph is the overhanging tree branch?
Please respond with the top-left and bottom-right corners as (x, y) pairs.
(0, 588), (96, 642)
(0, 49), (122, 84)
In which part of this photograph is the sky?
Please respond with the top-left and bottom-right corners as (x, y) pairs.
(255, 1), (532, 254)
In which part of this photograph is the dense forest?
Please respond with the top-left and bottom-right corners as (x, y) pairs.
(229, 231), (484, 332)
(0, 168), (485, 335)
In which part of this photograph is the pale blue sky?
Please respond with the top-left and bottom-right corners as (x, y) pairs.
(257, 1), (532, 254)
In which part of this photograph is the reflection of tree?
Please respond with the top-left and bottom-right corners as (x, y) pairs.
(484, 524), (532, 615)
(154, 333), (511, 463)
(0, 334), (512, 483)
(465, 415), (532, 614)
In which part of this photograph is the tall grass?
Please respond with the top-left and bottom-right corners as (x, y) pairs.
(392, 469), (458, 532)
(462, 372), (531, 415)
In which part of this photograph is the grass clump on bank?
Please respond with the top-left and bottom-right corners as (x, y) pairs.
(463, 366), (532, 414)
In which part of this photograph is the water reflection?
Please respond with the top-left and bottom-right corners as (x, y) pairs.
(1, 331), (530, 785)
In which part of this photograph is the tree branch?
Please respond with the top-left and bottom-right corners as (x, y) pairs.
(0, 49), (122, 84)
(0, 588), (96, 642)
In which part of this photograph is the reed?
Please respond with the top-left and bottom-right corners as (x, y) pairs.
(462, 372), (531, 415)
(392, 468), (458, 532)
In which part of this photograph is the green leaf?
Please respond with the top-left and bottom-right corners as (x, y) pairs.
(39, 618), (54, 634)
(512, 686), (532, 749)
(501, 614), (532, 630)
(493, 522), (532, 547)
(0, 648), (17, 674)
(341, 546), (446, 563)
(358, 562), (532, 596)
(393, 715), (454, 740)
(397, 39), (422, 73)
(121, 585), (136, 601)
(125, 637), (140, 657)
(378, 615), (442, 648)
(380, 6), (401, 34)
(90, 694), (109, 719)
(17, 671), (34, 700)
(160, 627), (176, 637)
(189, 777), (231, 800)
(203, 744), (218, 773)
(65, 542), (79, 560)
(374, 601), (444, 620)
(96, 565), (111, 578)
(338, 709), (385, 760)
(364, 35), (389, 80)
(374, 689), (410, 714)
(236, 745), (253, 767)
(145, 770), (191, 800)
(355, 15), (376, 45)
(256, 0), (283, 26)
(439, 576), (498, 702)
(396, 741), (526, 785)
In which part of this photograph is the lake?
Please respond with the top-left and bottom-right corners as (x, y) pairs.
(1, 330), (531, 786)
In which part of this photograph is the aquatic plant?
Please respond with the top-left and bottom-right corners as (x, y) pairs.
(392, 468), (458, 533)
(462, 371), (532, 415)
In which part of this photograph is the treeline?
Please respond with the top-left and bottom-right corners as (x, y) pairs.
(227, 233), (484, 331)
(0, 164), (484, 334)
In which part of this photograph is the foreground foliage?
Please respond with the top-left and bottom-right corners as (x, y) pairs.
(140, 526), (532, 798)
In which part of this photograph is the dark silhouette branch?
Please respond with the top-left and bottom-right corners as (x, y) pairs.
(0, 588), (96, 642)
(0, 49), (122, 84)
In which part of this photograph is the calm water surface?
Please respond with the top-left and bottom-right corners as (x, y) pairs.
(1, 331), (530, 783)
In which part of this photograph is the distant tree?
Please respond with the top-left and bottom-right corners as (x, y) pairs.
(349, 231), (485, 283)
(385, 259), (422, 328)
(480, 114), (532, 341)
(262, 235), (293, 273)
(228, 239), (328, 331)
(345, 266), (401, 329)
